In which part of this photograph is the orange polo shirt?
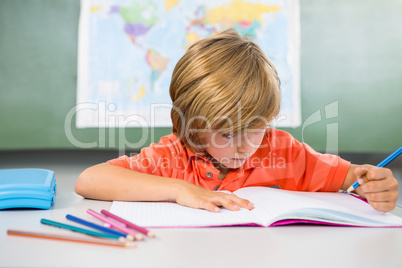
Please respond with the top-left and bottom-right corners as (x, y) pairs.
(107, 129), (350, 192)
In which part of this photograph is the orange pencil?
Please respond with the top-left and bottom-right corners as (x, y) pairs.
(7, 229), (137, 248)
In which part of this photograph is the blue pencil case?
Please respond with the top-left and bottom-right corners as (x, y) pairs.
(0, 169), (56, 210)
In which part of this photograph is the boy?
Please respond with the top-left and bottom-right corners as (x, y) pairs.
(75, 29), (398, 213)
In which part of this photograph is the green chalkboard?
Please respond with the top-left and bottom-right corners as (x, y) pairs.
(0, 0), (401, 153)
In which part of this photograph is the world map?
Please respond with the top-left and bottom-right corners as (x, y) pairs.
(77, 0), (300, 128)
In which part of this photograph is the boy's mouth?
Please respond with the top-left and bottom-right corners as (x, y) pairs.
(232, 157), (248, 162)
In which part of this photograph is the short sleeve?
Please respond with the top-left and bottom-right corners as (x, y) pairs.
(268, 129), (350, 192)
(290, 139), (350, 192)
(107, 135), (185, 178)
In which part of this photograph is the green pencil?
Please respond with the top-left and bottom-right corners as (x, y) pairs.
(40, 218), (124, 241)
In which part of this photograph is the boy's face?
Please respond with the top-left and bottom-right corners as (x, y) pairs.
(204, 128), (266, 169)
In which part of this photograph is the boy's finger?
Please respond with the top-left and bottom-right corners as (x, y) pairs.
(365, 190), (398, 203)
(200, 200), (221, 213)
(366, 167), (394, 181)
(228, 194), (254, 210)
(353, 166), (369, 178)
(367, 200), (396, 213)
(360, 178), (399, 194)
(217, 197), (241, 211)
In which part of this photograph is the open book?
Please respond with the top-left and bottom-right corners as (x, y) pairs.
(110, 187), (402, 228)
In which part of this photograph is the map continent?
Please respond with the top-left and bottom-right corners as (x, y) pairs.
(77, 0), (300, 128)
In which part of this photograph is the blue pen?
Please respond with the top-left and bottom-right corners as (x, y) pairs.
(66, 214), (134, 241)
(345, 146), (402, 194)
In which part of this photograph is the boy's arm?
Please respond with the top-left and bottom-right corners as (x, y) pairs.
(75, 163), (254, 212)
(341, 164), (398, 212)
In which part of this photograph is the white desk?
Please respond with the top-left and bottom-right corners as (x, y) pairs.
(1, 151), (402, 268)
(2, 191), (402, 267)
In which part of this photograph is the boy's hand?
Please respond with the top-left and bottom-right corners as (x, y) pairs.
(353, 165), (398, 212)
(174, 182), (254, 213)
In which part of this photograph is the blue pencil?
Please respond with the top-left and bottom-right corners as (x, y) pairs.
(345, 146), (402, 193)
(40, 218), (122, 240)
(66, 214), (134, 241)
(377, 146), (402, 168)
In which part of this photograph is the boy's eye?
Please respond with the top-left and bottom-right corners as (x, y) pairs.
(222, 133), (234, 139)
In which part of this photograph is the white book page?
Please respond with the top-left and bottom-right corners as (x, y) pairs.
(110, 187), (402, 228)
(110, 201), (261, 228)
(234, 187), (402, 226)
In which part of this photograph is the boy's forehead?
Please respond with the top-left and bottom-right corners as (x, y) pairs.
(212, 127), (268, 134)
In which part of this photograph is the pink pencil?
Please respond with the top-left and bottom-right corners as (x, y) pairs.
(101, 209), (155, 238)
(87, 209), (143, 241)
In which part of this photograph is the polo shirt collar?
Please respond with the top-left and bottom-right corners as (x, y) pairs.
(184, 146), (215, 166)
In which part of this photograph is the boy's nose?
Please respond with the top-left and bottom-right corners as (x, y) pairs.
(236, 140), (255, 155)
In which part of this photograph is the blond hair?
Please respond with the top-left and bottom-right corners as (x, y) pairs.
(169, 29), (281, 154)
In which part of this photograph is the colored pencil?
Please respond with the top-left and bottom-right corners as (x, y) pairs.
(87, 209), (144, 241)
(377, 146), (402, 167)
(40, 218), (123, 240)
(7, 229), (136, 248)
(66, 214), (134, 241)
(345, 146), (402, 194)
(101, 209), (155, 238)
